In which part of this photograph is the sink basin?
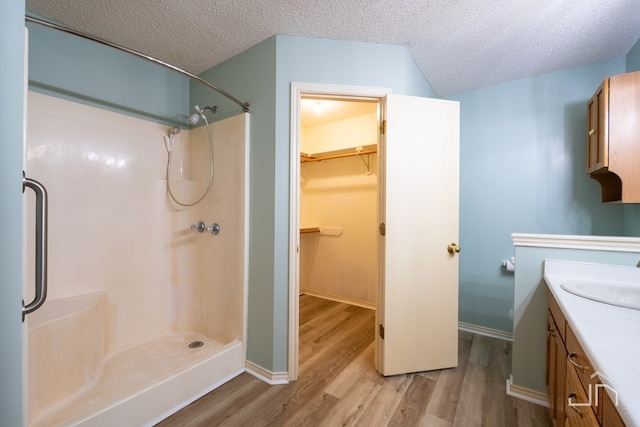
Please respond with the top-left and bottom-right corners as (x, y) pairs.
(561, 280), (640, 310)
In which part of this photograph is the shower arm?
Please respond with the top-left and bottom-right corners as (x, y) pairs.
(25, 15), (250, 113)
(200, 106), (218, 115)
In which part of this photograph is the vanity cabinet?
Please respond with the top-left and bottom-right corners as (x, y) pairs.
(586, 70), (640, 203)
(547, 291), (568, 427)
(546, 290), (626, 427)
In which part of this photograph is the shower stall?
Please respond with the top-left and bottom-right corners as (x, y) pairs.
(22, 24), (250, 424)
(24, 91), (249, 426)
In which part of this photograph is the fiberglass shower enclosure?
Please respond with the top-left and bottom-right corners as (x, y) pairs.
(22, 20), (249, 427)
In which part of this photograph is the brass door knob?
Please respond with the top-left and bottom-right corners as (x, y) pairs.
(447, 243), (461, 254)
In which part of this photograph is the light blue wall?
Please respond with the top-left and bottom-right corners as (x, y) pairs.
(623, 205), (640, 236)
(26, 22), (190, 126)
(0, 1), (26, 424)
(627, 37), (640, 73)
(448, 59), (627, 333)
(196, 37), (279, 371)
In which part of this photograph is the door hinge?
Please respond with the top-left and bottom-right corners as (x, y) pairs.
(380, 120), (386, 135)
(379, 222), (386, 236)
(379, 324), (385, 339)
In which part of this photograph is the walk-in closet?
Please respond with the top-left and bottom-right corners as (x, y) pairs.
(299, 98), (380, 309)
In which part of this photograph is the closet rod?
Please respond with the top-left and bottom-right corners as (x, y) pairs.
(25, 15), (250, 113)
(301, 149), (377, 163)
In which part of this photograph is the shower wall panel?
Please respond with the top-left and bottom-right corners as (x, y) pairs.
(170, 115), (246, 342)
(25, 91), (245, 354)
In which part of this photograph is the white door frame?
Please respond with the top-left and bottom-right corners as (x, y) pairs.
(288, 82), (391, 381)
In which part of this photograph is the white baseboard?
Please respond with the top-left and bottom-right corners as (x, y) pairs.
(245, 360), (289, 385)
(300, 290), (375, 310)
(458, 321), (513, 342)
(506, 376), (549, 407)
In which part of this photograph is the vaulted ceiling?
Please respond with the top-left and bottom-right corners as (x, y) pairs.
(26, 0), (640, 96)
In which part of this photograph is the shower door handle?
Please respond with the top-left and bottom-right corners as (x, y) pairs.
(22, 172), (48, 322)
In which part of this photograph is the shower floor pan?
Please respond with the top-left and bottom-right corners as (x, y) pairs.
(30, 333), (244, 427)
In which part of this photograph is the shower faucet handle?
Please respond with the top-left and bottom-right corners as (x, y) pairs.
(206, 223), (220, 235)
(191, 221), (219, 235)
(191, 221), (206, 233)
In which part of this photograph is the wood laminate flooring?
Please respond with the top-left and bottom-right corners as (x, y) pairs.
(156, 295), (551, 427)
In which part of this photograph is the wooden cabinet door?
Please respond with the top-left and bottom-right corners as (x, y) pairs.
(546, 311), (557, 413)
(554, 324), (568, 427)
(602, 389), (626, 427)
(566, 362), (599, 427)
(548, 292), (567, 427)
(587, 80), (608, 173)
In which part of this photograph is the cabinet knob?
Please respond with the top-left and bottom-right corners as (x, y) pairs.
(588, 129), (595, 136)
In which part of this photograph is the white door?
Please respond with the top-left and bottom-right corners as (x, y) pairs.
(376, 94), (460, 376)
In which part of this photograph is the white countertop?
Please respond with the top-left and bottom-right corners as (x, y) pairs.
(544, 259), (640, 427)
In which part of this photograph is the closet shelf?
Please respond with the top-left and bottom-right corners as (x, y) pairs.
(300, 226), (321, 234)
(299, 226), (343, 236)
(300, 148), (377, 163)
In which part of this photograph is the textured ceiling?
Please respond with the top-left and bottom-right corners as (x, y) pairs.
(25, 0), (640, 96)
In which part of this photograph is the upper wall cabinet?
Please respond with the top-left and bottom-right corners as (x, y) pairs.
(587, 70), (640, 203)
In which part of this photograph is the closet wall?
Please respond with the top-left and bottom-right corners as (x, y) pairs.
(300, 109), (379, 307)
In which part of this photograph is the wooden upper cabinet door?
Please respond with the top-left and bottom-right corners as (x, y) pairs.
(608, 70), (640, 202)
(587, 86), (597, 172)
(587, 79), (609, 174)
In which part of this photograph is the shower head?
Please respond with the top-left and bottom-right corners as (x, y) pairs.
(164, 126), (181, 153)
(188, 113), (201, 125)
(187, 105), (217, 126)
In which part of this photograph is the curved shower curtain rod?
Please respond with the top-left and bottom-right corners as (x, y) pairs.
(25, 15), (250, 113)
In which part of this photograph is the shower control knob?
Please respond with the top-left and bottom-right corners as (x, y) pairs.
(206, 223), (220, 235)
(191, 221), (206, 233)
